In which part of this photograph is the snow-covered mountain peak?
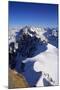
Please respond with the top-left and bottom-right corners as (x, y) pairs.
(9, 26), (58, 87)
(17, 26), (48, 43)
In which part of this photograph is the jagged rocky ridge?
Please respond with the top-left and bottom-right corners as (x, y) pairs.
(9, 26), (48, 58)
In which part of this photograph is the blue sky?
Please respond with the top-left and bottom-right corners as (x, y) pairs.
(9, 1), (58, 28)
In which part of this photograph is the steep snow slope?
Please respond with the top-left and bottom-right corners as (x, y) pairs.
(34, 44), (58, 86)
(23, 43), (58, 86)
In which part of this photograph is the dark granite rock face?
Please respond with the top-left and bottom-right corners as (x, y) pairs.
(17, 34), (39, 57)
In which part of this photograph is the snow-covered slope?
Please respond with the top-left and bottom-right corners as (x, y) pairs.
(22, 43), (58, 86)
(34, 44), (58, 86)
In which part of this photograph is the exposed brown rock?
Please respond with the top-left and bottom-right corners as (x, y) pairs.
(8, 69), (29, 89)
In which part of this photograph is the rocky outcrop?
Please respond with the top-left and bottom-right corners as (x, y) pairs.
(8, 69), (29, 89)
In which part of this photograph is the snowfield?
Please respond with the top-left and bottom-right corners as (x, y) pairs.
(23, 43), (58, 86)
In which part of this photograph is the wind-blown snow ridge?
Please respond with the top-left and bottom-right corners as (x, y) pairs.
(23, 43), (58, 86)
